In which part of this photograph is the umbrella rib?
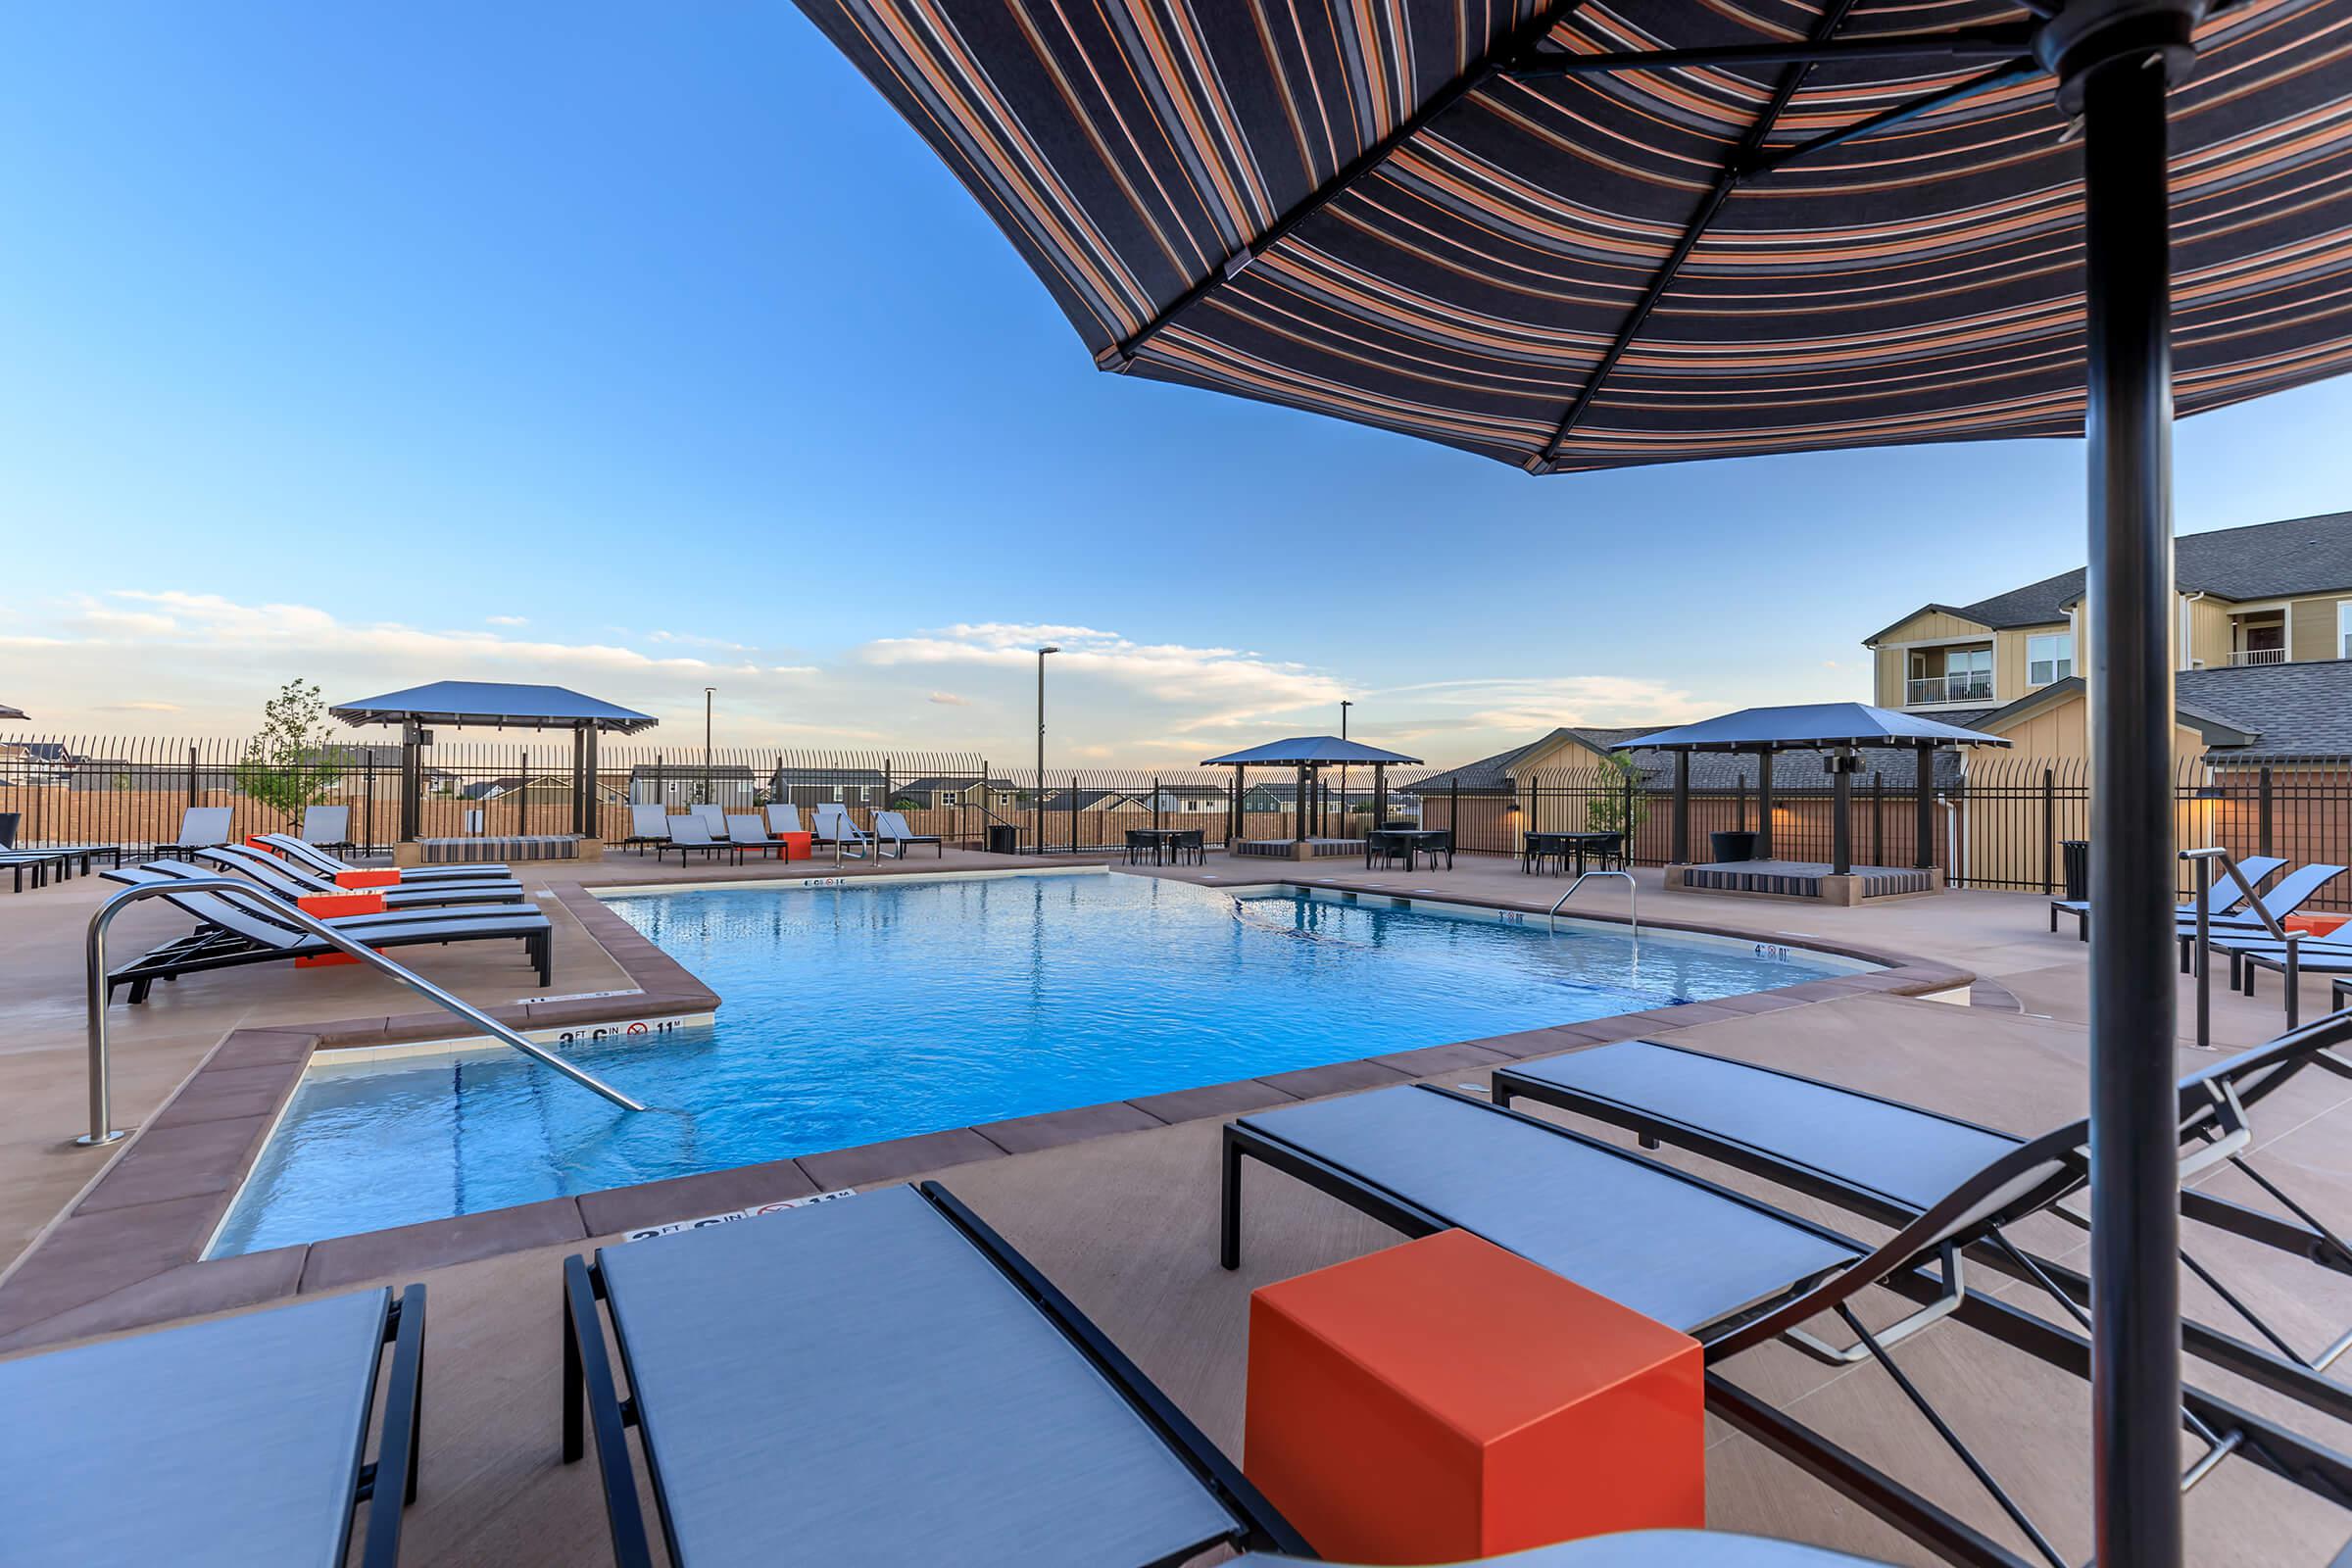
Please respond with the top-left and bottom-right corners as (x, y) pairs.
(1740, 58), (2045, 182)
(1105, 0), (1591, 369)
(1511, 27), (2034, 77)
(1539, 0), (1864, 466)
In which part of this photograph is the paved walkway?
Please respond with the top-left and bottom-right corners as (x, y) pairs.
(0, 849), (2343, 1565)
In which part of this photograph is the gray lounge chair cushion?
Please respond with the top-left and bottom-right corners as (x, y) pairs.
(1240, 1087), (1855, 1334)
(664, 815), (719, 847)
(0, 1288), (389, 1566)
(595, 1185), (1241, 1567)
(1235, 1530), (1890, 1565)
(300, 805), (350, 844)
(1507, 1042), (2021, 1213)
(170, 806), (235, 846)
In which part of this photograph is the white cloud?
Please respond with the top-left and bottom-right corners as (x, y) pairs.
(1372, 675), (1719, 737)
(96, 701), (182, 712)
(486, 615), (529, 627)
(927, 691), (969, 706)
(861, 622), (1344, 731)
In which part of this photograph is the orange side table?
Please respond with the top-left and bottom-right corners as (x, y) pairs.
(1246, 1228), (1703, 1565)
(291, 891), (385, 967)
(775, 831), (812, 862)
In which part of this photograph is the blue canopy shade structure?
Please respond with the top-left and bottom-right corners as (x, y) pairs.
(330, 681), (658, 844)
(1614, 704), (2005, 876)
(1200, 736), (1420, 847)
(0, 703), (25, 721)
(1199, 736), (1422, 767)
(329, 681), (659, 736)
(1618, 704), (2010, 755)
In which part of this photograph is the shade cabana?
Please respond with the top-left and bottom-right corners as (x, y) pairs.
(1200, 737), (1421, 858)
(0, 704), (26, 721)
(797, 0), (2352, 1553)
(1619, 704), (2010, 879)
(331, 681), (658, 849)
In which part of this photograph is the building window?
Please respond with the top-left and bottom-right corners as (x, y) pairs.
(2338, 601), (2352, 660)
(2027, 632), (2074, 687)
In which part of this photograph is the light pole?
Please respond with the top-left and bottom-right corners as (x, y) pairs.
(1339, 700), (1352, 836)
(1035, 646), (1058, 856)
(703, 687), (715, 807)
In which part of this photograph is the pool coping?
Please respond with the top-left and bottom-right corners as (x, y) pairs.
(0, 872), (1972, 1353)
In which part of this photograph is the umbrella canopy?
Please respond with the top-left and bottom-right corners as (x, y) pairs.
(1619, 703), (2011, 752)
(0, 704), (25, 721)
(329, 680), (659, 734)
(1199, 736), (1423, 766)
(793, 0), (2351, 473)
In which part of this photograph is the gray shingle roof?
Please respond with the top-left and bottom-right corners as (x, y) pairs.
(1408, 725), (1976, 794)
(2177, 661), (2352, 760)
(1871, 510), (2352, 637)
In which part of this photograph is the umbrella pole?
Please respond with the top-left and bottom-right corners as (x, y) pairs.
(2073, 24), (2187, 1568)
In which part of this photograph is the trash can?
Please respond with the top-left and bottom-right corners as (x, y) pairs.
(2061, 840), (2089, 903)
(1709, 829), (1757, 863)
(987, 823), (1021, 857)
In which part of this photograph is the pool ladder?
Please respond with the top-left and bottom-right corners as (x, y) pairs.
(77, 876), (646, 1146)
(1548, 869), (1637, 940)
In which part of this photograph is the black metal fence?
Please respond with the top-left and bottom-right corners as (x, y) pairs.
(0, 737), (1439, 857)
(10, 737), (2350, 909)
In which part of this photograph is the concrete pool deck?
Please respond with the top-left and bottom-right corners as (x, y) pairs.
(0, 847), (2348, 1563)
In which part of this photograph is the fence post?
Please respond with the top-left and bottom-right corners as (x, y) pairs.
(2041, 766), (2056, 895)
(186, 744), (198, 808)
(1070, 774), (1080, 855)
(1153, 776), (1162, 832)
(1621, 768), (1635, 853)
(365, 753), (375, 856)
(1872, 771), (1885, 866)
(2259, 766), (2274, 857)
(1450, 777), (1460, 852)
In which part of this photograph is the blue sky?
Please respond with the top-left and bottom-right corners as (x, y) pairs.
(5, 5), (2351, 766)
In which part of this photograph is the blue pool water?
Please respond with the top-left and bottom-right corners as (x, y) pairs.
(210, 873), (1872, 1254)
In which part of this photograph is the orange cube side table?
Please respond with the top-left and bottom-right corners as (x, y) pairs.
(1246, 1228), (1703, 1565)
(332, 869), (403, 890)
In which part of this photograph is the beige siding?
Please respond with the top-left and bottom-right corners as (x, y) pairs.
(2180, 594), (2233, 668)
(1993, 622), (2068, 701)
(1874, 646), (1906, 706)
(1979, 690), (2206, 764)
(1506, 732), (1614, 775)
(1873, 609), (1991, 645)
(2290, 595), (2349, 662)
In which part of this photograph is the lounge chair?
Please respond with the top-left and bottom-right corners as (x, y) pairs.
(655, 813), (742, 866)
(1489, 1021), (2352, 1423)
(724, 813), (795, 858)
(619, 804), (672, 856)
(101, 863), (553, 1002)
(764, 803), (805, 836)
(301, 804), (359, 858)
(811, 802), (872, 858)
(155, 805), (235, 860)
(2050, 853), (2285, 940)
(874, 809), (942, 858)
(2175, 862), (2350, 973)
(196, 844), (531, 910)
(691, 803), (727, 838)
(0, 847), (70, 893)
(0, 1283), (425, 1568)
(255, 832), (514, 885)
(562, 1182), (1305, 1568)
(1222, 1083), (2351, 1564)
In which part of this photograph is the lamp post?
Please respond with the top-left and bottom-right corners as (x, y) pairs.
(1339, 700), (1352, 837)
(1036, 646), (1058, 856)
(703, 687), (715, 807)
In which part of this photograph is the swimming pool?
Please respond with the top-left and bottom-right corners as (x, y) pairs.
(208, 872), (1875, 1254)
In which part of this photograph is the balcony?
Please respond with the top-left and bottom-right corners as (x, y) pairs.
(2228, 647), (2287, 666)
(1905, 672), (1994, 706)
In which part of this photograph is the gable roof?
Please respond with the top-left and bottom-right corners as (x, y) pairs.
(1868, 511), (2352, 642)
(2176, 661), (2352, 760)
(331, 680), (660, 734)
(1618, 703), (2008, 752)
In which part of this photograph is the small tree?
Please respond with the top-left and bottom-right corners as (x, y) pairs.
(1583, 756), (1651, 837)
(234, 679), (343, 832)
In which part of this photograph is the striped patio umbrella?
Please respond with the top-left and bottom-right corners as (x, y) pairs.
(793, 3), (2352, 1564)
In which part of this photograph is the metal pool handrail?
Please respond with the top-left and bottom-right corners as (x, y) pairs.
(2180, 846), (2302, 1043)
(1548, 869), (1637, 940)
(78, 876), (646, 1145)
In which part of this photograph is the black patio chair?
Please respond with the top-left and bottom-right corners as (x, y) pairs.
(101, 863), (553, 1002)
(0, 1284), (425, 1568)
(562, 1182), (1304, 1568)
(1222, 1082), (2352, 1568)
(1490, 1019), (2352, 1428)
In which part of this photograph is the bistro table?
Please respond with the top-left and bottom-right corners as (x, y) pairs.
(1124, 826), (1197, 865)
(1366, 827), (1452, 871)
(1522, 830), (1623, 877)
